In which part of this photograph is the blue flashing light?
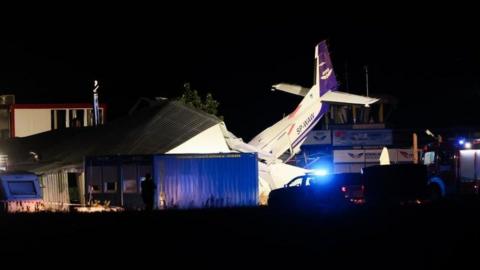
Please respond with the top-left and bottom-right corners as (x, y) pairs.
(459, 139), (465, 145)
(312, 169), (328, 176)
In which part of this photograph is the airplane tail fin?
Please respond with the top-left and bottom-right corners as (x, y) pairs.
(315, 41), (338, 96)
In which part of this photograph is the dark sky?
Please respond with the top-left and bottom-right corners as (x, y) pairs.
(1, 8), (479, 140)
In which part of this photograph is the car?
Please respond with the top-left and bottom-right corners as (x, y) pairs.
(268, 172), (355, 211)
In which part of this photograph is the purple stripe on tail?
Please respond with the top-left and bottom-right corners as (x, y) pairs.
(316, 41), (338, 96)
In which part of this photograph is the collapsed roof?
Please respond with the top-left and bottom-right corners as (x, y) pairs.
(0, 100), (223, 173)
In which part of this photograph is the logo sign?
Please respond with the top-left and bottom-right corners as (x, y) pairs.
(334, 149), (414, 164)
(333, 129), (392, 146)
(303, 130), (331, 145)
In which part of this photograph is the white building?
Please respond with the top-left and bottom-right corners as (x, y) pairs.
(5, 103), (106, 138)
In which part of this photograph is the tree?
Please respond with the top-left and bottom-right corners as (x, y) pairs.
(178, 82), (223, 120)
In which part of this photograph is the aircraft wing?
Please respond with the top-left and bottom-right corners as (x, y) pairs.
(321, 90), (379, 106)
(222, 128), (276, 162)
(271, 83), (309, 97)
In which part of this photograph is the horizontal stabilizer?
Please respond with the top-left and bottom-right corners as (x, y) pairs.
(271, 83), (309, 97)
(321, 90), (379, 106)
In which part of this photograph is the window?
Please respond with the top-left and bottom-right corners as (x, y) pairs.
(86, 109), (93, 126)
(8, 181), (36, 195)
(287, 176), (304, 187)
(98, 109), (104, 124)
(306, 176), (317, 186)
(90, 184), (101, 192)
(87, 166), (103, 193)
(104, 182), (117, 192)
(123, 180), (137, 193)
(423, 151), (436, 165)
(68, 173), (80, 204)
(56, 110), (66, 129)
(438, 150), (453, 166)
(122, 165), (138, 193)
(102, 166), (118, 192)
(70, 110), (84, 128)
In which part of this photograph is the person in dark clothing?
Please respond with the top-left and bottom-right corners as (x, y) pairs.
(141, 173), (156, 211)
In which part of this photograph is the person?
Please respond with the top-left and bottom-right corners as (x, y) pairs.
(141, 173), (156, 211)
(87, 185), (94, 205)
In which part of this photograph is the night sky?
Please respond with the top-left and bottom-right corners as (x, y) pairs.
(1, 8), (479, 140)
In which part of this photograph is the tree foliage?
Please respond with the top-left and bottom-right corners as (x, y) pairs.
(178, 82), (222, 119)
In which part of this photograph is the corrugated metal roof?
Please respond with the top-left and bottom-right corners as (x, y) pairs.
(0, 101), (222, 173)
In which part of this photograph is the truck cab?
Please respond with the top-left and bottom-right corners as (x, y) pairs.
(0, 171), (43, 212)
(422, 138), (480, 198)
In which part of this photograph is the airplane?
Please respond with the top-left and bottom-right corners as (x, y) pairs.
(222, 40), (379, 203)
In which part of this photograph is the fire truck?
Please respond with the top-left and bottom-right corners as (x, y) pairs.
(421, 136), (480, 199)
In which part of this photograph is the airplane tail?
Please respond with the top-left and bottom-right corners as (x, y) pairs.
(315, 41), (338, 96)
(249, 40), (378, 163)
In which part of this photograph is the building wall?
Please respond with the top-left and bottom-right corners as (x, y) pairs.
(14, 109), (51, 137)
(39, 171), (70, 211)
(12, 105), (106, 138)
(85, 154), (258, 210)
(85, 156), (153, 209)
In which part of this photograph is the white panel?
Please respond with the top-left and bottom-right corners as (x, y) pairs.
(334, 149), (381, 163)
(334, 148), (414, 164)
(388, 148), (414, 163)
(14, 109), (52, 137)
(460, 150), (476, 181)
(268, 162), (308, 189)
(167, 124), (231, 154)
(475, 151), (480, 181)
(459, 150), (480, 181)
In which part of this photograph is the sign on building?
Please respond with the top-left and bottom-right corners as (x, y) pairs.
(333, 148), (414, 173)
(333, 148), (414, 164)
(303, 130), (331, 145)
(332, 129), (392, 146)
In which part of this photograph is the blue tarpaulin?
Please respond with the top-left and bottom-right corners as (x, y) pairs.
(154, 153), (258, 209)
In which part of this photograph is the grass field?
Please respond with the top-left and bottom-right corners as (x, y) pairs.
(1, 198), (479, 266)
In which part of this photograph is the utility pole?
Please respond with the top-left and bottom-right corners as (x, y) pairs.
(345, 61), (349, 92)
(413, 133), (418, 164)
(364, 65), (369, 97)
(93, 80), (100, 126)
